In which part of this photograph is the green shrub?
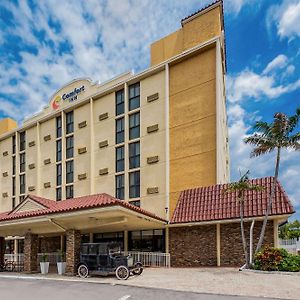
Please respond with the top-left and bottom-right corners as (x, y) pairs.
(254, 247), (300, 272)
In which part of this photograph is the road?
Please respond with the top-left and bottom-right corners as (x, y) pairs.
(0, 278), (286, 300)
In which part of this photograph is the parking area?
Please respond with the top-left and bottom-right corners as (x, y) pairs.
(0, 267), (299, 299)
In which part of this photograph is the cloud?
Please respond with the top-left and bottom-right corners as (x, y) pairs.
(262, 54), (288, 74)
(224, 0), (259, 15)
(267, 0), (300, 40)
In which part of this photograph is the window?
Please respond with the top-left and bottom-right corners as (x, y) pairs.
(12, 156), (16, 175)
(66, 111), (74, 134)
(20, 174), (25, 194)
(12, 177), (16, 196)
(19, 195), (25, 202)
(116, 118), (124, 144)
(129, 82), (140, 111)
(19, 131), (26, 151)
(116, 146), (124, 173)
(12, 135), (16, 154)
(20, 153), (25, 173)
(129, 229), (165, 252)
(56, 164), (62, 186)
(129, 142), (140, 169)
(12, 198), (16, 209)
(129, 112), (140, 140)
(115, 174), (124, 200)
(66, 160), (74, 184)
(130, 200), (140, 207)
(66, 136), (74, 159)
(56, 187), (62, 201)
(56, 116), (62, 138)
(56, 140), (62, 162)
(129, 171), (140, 198)
(66, 185), (73, 199)
(116, 89), (124, 116)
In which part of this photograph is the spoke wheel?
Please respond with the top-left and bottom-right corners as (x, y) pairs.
(132, 262), (143, 276)
(115, 266), (129, 280)
(6, 262), (15, 272)
(77, 264), (89, 278)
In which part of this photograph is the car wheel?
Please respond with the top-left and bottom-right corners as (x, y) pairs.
(115, 265), (130, 280)
(77, 264), (89, 278)
(132, 262), (143, 276)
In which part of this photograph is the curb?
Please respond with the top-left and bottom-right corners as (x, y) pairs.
(241, 269), (300, 276)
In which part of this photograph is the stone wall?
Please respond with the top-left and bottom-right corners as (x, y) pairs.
(0, 237), (4, 266)
(24, 232), (39, 273)
(65, 229), (81, 275)
(169, 225), (217, 267)
(39, 236), (61, 253)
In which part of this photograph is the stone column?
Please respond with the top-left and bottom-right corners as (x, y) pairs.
(0, 237), (5, 267)
(24, 232), (38, 273)
(65, 229), (81, 275)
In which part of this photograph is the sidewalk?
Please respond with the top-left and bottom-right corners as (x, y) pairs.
(0, 267), (299, 300)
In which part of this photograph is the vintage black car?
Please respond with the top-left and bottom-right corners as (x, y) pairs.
(77, 242), (143, 280)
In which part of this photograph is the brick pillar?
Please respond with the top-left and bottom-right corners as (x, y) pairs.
(24, 232), (39, 273)
(0, 237), (5, 267)
(66, 229), (81, 275)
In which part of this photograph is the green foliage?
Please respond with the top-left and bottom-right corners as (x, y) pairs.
(41, 253), (48, 262)
(57, 249), (66, 262)
(279, 220), (300, 239)
(254, 247), (300, 272)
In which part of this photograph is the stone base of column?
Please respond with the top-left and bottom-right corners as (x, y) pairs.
(24, 232), (38, 273)
(65, 229), (81, 276)
(0, 237), (5, 267)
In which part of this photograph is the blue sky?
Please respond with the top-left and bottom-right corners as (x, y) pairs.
(0, 0), (299, 219)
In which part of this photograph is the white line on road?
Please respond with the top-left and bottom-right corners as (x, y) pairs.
(118, 295), (131, 300)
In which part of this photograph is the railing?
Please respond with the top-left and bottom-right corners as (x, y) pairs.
(123, 251), (171, 268)
(279, 238), (300, 255)
(37, 252), (61, 265)
(4, 253), (24, 263)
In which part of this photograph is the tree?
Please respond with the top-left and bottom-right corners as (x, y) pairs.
(279, 220), (300, 240)
(244, 108), (300, 252)
(224, 170), (264, 268)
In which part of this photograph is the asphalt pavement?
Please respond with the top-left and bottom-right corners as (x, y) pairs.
(0, 277), (287, 300)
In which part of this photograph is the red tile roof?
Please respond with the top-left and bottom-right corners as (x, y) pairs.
(0, 193), (166, 223)
(171, 177), (295, 224)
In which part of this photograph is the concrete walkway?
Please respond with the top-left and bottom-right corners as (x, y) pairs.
(0, 268), (299, 300)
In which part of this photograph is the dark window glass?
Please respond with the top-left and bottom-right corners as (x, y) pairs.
(129, 82), (140, 111)
(19, 195), (25, 202)
(12, 156), (16, 175)
(116, 89), (124, 116)
(20, 153), (25, 173)
(116, 146), (124, 172)
(12, 197), (16, 209)
(66, 111), (74, 134)
(115, 174), (124, 200)
(12, 177), (16, 196)
(129, 171), (140, 198)
(56, 116), (62, 138)
(56, 187), (62, 201)
(66, 136), (74, 159)
(56, 140), (62, 162)
(12, 135), (16, 154)
(66, 160), (74, 184)
(129, 113), (140, 140)
(66, 185), (73, 199)
(129, 142), (140, 169)
(130, 200), (140, 207)
(20, 174), (25, 194)
(116, 118), (124, 144)
(56, 163), (62, 186)
(19, 132), (26, 151)
(129, 230), (165, 252)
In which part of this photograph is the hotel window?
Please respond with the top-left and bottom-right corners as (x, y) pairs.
(129, 82), (140, 111)
(12, 135), (16, 154)
(20, 153), (25, 173)
(12, 198), (16, 209)
(129, 229), (165, 252)
(56, 164), (62, 186)
(66, 136), (74, 159)
(116, 89), (124, 116)
(66, 111), (74, 134)
(56, 116), (62, 138)
(129, 171), (140, 198)
(129, 112), (140, 140)
(12, 177), (16, 196)
(129, 142), (140, 169)
(12, 156), (16, 175)
(19, 195), (25, 202)
(116, 118), (124, 144)
(66, 185), (73, 199)
(20, 174), (25, 194)
(66, 160), (74, 184)
(56, 187), (62, 201)
(130, 200), (140, 207)
(116, 146), (124, 173)
(19, 131), (26, 151)
(56, 140), (62, 162)
(115, 174), (124, 200)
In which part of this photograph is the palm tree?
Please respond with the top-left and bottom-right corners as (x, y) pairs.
(224, 171), (264, 268)
(244, 108), (300, 252)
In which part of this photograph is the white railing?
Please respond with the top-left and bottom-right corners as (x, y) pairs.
(279, 238), (300, 255)
(123, 251), (170, 268)
(4, 253), (24, 263)
(37, 252), (61, 265)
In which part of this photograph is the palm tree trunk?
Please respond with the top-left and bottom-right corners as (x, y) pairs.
(240, 198), (249, 268)
(255, 147), (281, 252)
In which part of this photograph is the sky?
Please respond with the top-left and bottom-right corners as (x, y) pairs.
(0, 0), (299, 219)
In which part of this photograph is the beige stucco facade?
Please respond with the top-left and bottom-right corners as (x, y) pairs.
(0, 2), (229, 221)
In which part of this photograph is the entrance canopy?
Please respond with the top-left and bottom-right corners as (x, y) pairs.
(0, 194), (166, 237)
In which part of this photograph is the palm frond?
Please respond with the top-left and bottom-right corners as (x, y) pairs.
(253, 121), (272, 134)
(288, 107), (300, 132)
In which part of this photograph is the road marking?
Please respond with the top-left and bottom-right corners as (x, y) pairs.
(118, 295), (131, 300)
